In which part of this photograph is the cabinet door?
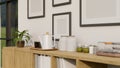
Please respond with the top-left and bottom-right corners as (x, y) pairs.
(2, 47), (15, 68)
(15, 50), (32, 68)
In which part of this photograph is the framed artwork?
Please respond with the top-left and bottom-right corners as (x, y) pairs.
(52, 12), (71, 39)
(27, 0), (45, 19)
(52, 0), (71, 7)
(80, 0), (120, 27)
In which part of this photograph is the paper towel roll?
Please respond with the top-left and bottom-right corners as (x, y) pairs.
(67, 36), (77, 51)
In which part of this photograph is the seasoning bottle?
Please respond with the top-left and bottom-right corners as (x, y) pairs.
(89, 45), (97, 54)
(83, 45), (89, 53)
(77, 44), (83, 52)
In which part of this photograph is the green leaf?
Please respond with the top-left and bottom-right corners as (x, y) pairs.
(13, 30), (31, 45)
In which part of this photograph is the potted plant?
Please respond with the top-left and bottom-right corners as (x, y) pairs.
(14, 30), (31, 47)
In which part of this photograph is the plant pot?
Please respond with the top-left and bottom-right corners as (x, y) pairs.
(17, 41), (25, 47)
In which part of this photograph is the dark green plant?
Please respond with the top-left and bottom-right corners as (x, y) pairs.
(14, 30), (31, 44)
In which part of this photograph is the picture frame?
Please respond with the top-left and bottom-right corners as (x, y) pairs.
(52, 12), (72, 39)
(52, 0), (71, 7)
(80, 0), (120, 27)
(27, 0), (45, 19)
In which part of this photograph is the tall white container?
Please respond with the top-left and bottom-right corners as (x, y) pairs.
(67, 36), (77, 51)
(58, 36), (68, 51)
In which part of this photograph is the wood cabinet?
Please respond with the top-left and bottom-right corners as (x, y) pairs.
(31, 50), (108, 68)
(2, 47), (15, 68)
(2, 47), (120, 68)
(15, 47), (32, 68)
(2, 47), (32, 68)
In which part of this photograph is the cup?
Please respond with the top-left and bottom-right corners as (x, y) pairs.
(34, 41), (41, 48)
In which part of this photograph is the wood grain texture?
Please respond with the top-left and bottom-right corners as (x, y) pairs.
(2, 47), (15, 68)
(31, 50), (120, 66)
(2, 47), (32, 68)
(15, 47), (32, 68)
(77, 59), (107, 68)
(51, 56), (57, 68)
(30, 52), (35, 68)
(76, 59), (81, 68)
(3, 47), (120, 68)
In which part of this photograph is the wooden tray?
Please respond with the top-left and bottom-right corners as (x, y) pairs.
(30, 47), (58, 51)
(96, 51), (120, 58)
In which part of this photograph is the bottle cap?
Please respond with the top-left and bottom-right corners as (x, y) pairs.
(46, 32), (49, 35)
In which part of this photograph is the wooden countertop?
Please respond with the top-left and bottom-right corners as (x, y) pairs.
(31, 49), (120, 66)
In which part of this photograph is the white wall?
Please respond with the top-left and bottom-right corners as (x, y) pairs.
(18, 0), (120, 68)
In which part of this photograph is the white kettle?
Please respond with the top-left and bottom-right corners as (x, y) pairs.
(39, 32), (53, 49)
